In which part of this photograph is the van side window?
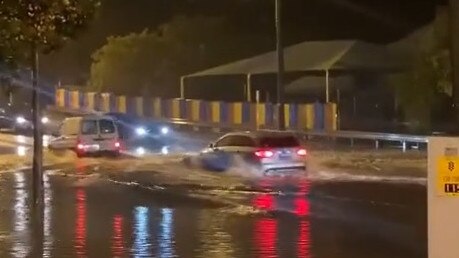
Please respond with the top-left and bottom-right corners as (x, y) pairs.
(99, 119), (115, 134)
(82, 120), (98, 135)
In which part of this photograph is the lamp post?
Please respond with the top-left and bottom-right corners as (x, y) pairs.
(275, 0), (285, 130)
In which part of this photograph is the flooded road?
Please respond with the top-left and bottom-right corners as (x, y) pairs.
(0, 165), (426, 258)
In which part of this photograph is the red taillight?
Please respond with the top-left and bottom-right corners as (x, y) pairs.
(255, 149), (274, 158)
(115, 141), (121, 148)
(297, 148), (307, 156)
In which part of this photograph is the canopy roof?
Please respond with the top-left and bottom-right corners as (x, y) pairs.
(186, 40), (397, 78)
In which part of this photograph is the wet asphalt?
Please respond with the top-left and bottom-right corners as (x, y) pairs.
(0, 130), (427, 258)
(0, 165), (426, 258)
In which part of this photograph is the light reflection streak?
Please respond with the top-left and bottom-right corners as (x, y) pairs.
(74, 189), (87, 258)
(112, 215), (125, 258)
(132, 206), (151, 257)
(254, 218), (277, 258)
(43, 172), (53, 258)
(296, 179), (311, 258)
(158, 208), (175, 258)
(12, 172), (30, 258)
(16, 135), (26, 144)
(252, 179), (312, 258)
(16, 146), (27, 157)
(297, 220), (311, 258)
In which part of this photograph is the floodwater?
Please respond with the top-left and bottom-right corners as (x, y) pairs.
(0, 167), (426, 258)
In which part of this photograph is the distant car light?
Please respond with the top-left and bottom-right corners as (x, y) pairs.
(136, 147), (146, 156)
(161, 126), (169, 135)
(161, 146), (169, 155)
(115, 141), (121, 148)
(135, 127), (147, 136)
(16, 116), (26, 124)
(41, 116), (49, 124)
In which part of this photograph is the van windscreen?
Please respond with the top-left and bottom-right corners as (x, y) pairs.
(99, 119), (115, 134)
(82, 120), (98, 135)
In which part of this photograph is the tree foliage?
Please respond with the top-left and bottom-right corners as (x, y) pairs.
(89, 16), (271, 97)
(389, 13), (452, 132)
(0, 0), (100, 65)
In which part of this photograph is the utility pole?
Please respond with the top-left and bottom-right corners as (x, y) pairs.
(275, 0), (285, 130)
(450, 0), (459, 122)
(31, 43), (43, 208)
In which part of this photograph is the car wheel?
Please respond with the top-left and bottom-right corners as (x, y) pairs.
(203, 153), (233, 172)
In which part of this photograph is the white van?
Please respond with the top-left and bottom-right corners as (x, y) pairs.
(49, 115), (121, 157)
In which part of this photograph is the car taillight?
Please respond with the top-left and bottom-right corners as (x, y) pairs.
(115, 141), (121, 148)
(296, 148), (307, 156)
(255, 149), (274, 158)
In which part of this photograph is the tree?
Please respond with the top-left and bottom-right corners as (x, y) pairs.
(89, 16), (271, 96)
(388, 9), (452, 133)
(90, 30), (171, 95)
(0, 0), (99, 207)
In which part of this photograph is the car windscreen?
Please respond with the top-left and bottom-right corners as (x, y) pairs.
(99, 119), (116, 134)
(81, 120), (98, 135)
(258, 136), (300, 148)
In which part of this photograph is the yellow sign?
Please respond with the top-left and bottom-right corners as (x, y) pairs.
(437, 156), (459, 196)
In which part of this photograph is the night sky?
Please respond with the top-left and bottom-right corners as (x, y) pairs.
(41, 0), (443, 85)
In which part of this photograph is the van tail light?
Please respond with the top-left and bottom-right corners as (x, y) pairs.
(115, 141), (121, 149)
(296, 148), (307, 156)
(255, 149), (274, 159)
(76, 138), (84, 150)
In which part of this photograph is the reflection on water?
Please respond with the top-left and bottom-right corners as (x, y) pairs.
(197, 210), (235, 258)
(112, 215), (125, 257)
(297, 180), (312, 258)
(253, 179), (312, 258)
(254, 218), (278, 258)
(74, 188), (87, 257)
(4, 173), (316, 258)
(132, 206), (151, 257)
(157, 208), (176, 258)
(43, 173), (53, 258)
(16, 146), (27, 157)
(298, 221), (311, 258)
(12, 172), (30, 258)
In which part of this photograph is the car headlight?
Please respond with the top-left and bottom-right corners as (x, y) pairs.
(16, 116), (26, 124)
(41, 116), (49, 124)
(161, 126), (169, 135)
(135, 127), (147, 136)
(136, 147), (146, 156)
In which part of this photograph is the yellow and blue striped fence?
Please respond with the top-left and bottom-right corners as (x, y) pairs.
(54, 89), (337, 131)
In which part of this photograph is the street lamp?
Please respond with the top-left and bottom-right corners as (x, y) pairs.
(276, 0), (285, 130)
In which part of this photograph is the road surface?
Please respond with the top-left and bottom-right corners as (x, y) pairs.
(0, 130), (427, 258)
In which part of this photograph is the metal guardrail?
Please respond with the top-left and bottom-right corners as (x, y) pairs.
(47, 106), (429, 151)
(297, 130), (427, 152)
(165, 119), (428, 151)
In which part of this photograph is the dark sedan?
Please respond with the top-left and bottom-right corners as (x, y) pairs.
(105, 112), (173, 152)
